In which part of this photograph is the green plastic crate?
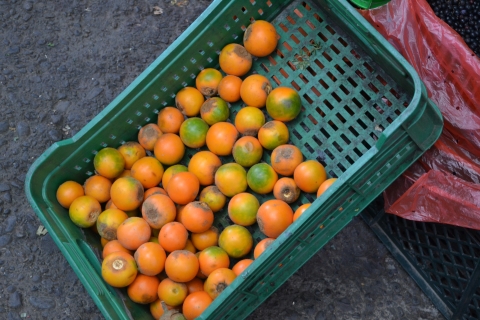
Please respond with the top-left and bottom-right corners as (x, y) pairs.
(349, 0), (391, 9)
(25, 0), (443, 319)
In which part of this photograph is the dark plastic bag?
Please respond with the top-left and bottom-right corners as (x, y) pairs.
(358, 0), (480, 229)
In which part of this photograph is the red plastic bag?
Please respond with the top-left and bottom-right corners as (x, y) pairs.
(359, 0), (480, 229)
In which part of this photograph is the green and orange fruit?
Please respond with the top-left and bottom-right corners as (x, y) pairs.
(266, 87), (302, 122)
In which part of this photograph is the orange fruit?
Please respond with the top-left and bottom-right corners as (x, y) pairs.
(254, 238), (275, 259)
(258, 120), (289, 150)
(150, 300), (177, 319)
(154, 133), (185, 166)
(165, 250), (199, 283)
(270, 144), (303, 176)
(294, 160), (327, 193)
(232, 136), (263, 168)
(188, 151), (222, 186)
(179, 117), (209, 149)
(118, 141), (146, 170)
(117, 169), (132, 179)
(206, 122), (239, 156)
(217, 75), (242, 103)
(200, 97), (230, 126)
(134, 242), (166, 276)
(196, 68), (223, 96)
(138, 123), (163, 151)
(142, 194), (177, 229)
(69, 195), (101, 228)
(100, 237), (109, 247)
(198, 246), (230, 276)
(127, 274), (160, 304)
(158, 278), (188, 307)
(166, 172), (200, 205)
(101, 251), (137, 287)
(183, 239), (197, 254)
(266, 87), (302, 122)
(293, 203), (311, 222)
(94, 147), (125, 179)
(232, 259), (254, 276)
(273, 177), (301, 204)
(228, 193), (259, 226)
(83, 175), (113, 203)
(204, 268), (237, 300)
(183, 291), (213, 320)
(243, 20), (278, 57)
(157, 106), (185, 134)
(240, 75), (272, 108)
(214, 163), (247, 197)
(181, 201), (214, 234)
(219, 43), (252, 77)
(257, 199), (293, 239)
(234, 106), (266, 136)
(159, 222), (188, 252)
(96, 208), (129, 240)
(317, 178), (337, 197)
(130, 156), (164, 189)
(56, 180), (85, 208)
(117, 217), (152, 250)
(143, 186), (168, 200)
(198, 186), (227, 213)
(185, 277), (204, 294)
(191, 226), (219, 251)
(218, 225), (253, 259)
(246, 163), (278, 194)
(162, 164), (188, 189)
(102, 239), (132, 259)
(110, 176), (144, 211)
(175, 87), (205, 117)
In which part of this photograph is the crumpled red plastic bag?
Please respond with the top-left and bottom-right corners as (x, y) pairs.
(359, 0), (480, 229)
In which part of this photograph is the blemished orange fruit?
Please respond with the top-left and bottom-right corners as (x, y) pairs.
(200, 97), (230, 126)
(206, 122), (239, 156)
(217, 75), (242, 103)
(166, 172), (200, 205)
(254, 238), (275, 259)
(186, 277), (204, 294)
(188, 151), (222, 186)
(218, 225), (253, 259)
(96, 208), (129, 240)
(141, 194), (177, 229)
(130, 156), (164, 189)
(56, 180), (85, 209)
(143, 186), (168, 200)
(258, 120), (289, 150)
(179, 117), (209, 149)
(273, 177), (301, 204)
(232, 136), (263, 168)
(198, 186), (227, 213)
(162, 164), (188, 190)
(159, 222), (188, 252)
(246, 163), (278, 194)
(196, 68), (223, 96)
(243, 20), (279, 57)
(102, 239), (132, 259)
(270, 144), (303, 176)
(110, 176), (144, 211)
(181, 201), (214, 234)
(199, 246), (230, 276)
(191, 226), (219, 251)
(158, 278), (188, 307)
(83, 175), (112, 203)
(94, 147), (126, 179)
(266, 87), (302, 122)
(234, 106), (266, 136)
(232, 259), (254, 276)
(257, 199), (293, 239)
(150, 300), (178, 319)
(293, 203), (312, 222)
(175, 87), (205, 117)
(157, 106), (185, 134)
(204, 268), (237, 300)
(165, 250), (199, 283)
(154, 133), (185, 166)
(219, 43), (252, 77)
(228, 193), (259, 226)
(138, 123), (163, 151)
(183, 291), (213, 320)
(240, 75), (272, 108)
(118, 141), (146, 170)
(214, 163), (247, 197)
(101, 251), (137, 288)
(134, 242), (166, 276)
(127, 274), (160, 304)
(294, 160), (327, 193)
(69, 195), (102, 228)
(317, 178), (337, 197)
(117, 217), (152, 250)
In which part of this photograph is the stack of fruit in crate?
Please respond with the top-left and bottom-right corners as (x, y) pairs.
(54, 20), (336, 320)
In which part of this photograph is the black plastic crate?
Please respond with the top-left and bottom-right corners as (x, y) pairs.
(361, 197), (480, 320)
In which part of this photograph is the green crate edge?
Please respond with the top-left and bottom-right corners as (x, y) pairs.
(24, 0), (444, 319)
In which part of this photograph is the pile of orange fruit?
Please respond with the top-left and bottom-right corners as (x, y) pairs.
(55, 20), (336, 319)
